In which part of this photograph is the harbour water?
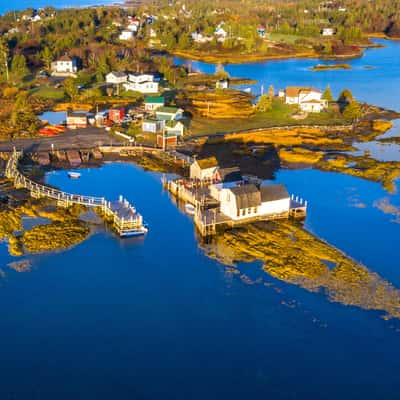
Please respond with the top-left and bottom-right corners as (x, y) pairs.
(0, 0), (118, 15)
(1, 40), (400, 399)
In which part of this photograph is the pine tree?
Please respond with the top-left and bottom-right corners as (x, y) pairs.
(0, 38), (9, 82)
(343, 100), (362, 122)
(338, 89), (353, 104)
(256, 94), (272, 112)
(41, 47), (53, 71)
(322, 85), (333, 102)
(10, 54), (29, 81)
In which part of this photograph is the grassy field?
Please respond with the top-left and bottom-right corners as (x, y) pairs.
(188, 101), (349, 136)
(30, 86), (66, 100)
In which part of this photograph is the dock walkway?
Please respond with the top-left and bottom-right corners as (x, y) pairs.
(5, 149), (145, 237)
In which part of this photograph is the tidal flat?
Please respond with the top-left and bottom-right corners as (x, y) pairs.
(202, 221), (400, 319)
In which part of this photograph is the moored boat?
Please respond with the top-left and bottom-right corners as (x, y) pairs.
(119, 225), (149, 237)
(185, 203), (196, 215)
(68, 172), (81, 179)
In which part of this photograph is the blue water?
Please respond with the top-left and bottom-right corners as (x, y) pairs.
(175, 39), (400, 110)
(0, 163), (399, 399)
(0, 0), (117, 15)
(1, 37), (400, 398)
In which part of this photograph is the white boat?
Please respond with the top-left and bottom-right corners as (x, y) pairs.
(68, 172), (81, 179)
(120, 225), (149, 238)
(185, 203), (196, 215)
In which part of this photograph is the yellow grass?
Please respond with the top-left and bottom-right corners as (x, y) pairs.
(225, 127), (344, 147)
(279, 147), (324, 164)
(53, 103), (93, 112)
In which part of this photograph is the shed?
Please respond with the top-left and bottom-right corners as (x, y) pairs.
(190, 157), (219, 180)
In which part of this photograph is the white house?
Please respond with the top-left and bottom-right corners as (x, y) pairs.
(219, 183), (290, 221)
(214, 24), (227, 42)
(216, 79), (229, 89)
(190, 157), (219, 180)
(165, 120), (185, 136)
(51, 55), (78, 76)
(155, 107), (184, 121)
(127, 23), (139, 32)
(285, 86), (327, 113)
(191, 32), (212, 43)
(142, 118), (165, 133)
(119, 30), (135, 40)
(321, 27), (335, 36)
(106, 71), (128, 85)
(258, 184), (291, 216)
(123, 74), (159, 94)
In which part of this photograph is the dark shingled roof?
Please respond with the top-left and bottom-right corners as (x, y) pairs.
(218, 167), (242, 183)
(260, 184), (289, 202)
(59, 54), (72, 62)
(230, 184), (261, 209)
(110, 71), (127, 77)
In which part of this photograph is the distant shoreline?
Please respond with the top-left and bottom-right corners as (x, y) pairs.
(0, 0), (122, 15)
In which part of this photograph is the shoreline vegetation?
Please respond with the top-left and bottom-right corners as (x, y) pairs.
(188, 118), (400, 192)
(172, 47), (367, 65)
(202, 221), (400, 320)
(0, 186), (91, 256)
(309, 63), (351, 71)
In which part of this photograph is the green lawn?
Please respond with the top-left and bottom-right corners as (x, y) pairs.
(30, 86), (66, 100)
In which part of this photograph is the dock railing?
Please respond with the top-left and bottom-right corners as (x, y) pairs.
(5, 149), (145, 236)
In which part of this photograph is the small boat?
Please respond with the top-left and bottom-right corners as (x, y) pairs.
(119, 225), (149, 238)
(185, 203), (196, 215)
(68, 172), (81, 179)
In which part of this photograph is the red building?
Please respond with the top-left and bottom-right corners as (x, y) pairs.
(157, 133), (177, 149)
(109, 108), (125, 123)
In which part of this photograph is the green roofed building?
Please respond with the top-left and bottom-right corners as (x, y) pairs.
(144, 96), (165, 111)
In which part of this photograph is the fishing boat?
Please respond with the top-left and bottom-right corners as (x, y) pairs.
(68, 172), (81, 179)
(185, 203), (196, 215)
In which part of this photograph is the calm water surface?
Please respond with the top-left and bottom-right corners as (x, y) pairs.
(1, 39), (400, 399)
(0, 1), (117, 14)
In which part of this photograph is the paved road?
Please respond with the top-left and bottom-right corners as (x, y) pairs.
(0, 128), (125, 153)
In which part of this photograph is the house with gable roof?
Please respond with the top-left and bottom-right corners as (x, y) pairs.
(285, 86), (327, 112)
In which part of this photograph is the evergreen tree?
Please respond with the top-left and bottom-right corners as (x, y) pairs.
(0, 38), (10, 82)
(343, 100), (362, 122)
(11, 92), (38, 130)
(41, 47), (53, 71)
(10, 54), (29, 81)
(63, 78), (79, 101)
(322, 85), (333, 102)
(256, 94), (272, 112)
(338, 89), (353, 104)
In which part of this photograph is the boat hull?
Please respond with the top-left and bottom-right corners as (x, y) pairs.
(119, 227), (148, 238)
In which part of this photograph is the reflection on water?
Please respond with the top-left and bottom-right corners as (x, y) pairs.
(38, 111), (66, 125)
(201, 221), (400, 319)
(351, 119), (400, 162)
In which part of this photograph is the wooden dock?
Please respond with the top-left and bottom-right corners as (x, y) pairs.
(163, 176), (307, 237)
(5, 149), (146, 237)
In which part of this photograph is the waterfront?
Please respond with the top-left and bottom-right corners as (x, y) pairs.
(1, 163), (400, 398)
(0, 0), (118, 14)
(1, 32), (400, 400)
